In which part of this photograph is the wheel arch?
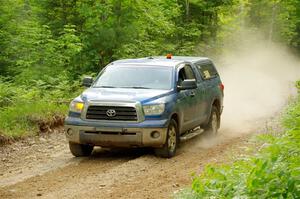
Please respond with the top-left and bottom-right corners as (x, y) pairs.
(212, 98), (221, 113)
(211, 99), (221, 129)
(202, 98), (221, 128)
(170, 113), (180, 133)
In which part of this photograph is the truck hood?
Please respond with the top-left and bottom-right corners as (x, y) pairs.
(81, 88), (173, 104)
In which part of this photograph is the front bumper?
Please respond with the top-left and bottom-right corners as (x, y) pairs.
(64, 117), (168, 147)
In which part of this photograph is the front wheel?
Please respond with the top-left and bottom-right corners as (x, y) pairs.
(154, 119), (178, 158)
(69, 142), (94, 157)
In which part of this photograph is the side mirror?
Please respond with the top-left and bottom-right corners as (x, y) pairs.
(82, 76), (93, 87)
(177, 79), (197, 91)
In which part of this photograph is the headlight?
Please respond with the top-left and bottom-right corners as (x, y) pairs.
(143, 104), (165, 116)
(70, 101), (84, 113)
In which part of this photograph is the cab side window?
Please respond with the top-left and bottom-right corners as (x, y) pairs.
(178, 65), (196, 84)
(184, 65), (196, 79)
(195, 62), (218, 80)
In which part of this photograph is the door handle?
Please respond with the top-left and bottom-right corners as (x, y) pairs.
(190, 91), (195, 97)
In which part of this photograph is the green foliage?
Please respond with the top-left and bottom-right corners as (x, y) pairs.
(296, 80), (300, 92)
(0, 74), (82, 137)
(243, 0), (300, 48)
(178, 90), (300, 199)
(12, 24), (82, 83)
(1, 0), (299, 77)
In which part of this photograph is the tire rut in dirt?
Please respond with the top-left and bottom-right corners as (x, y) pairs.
(66, 132), (249, 199)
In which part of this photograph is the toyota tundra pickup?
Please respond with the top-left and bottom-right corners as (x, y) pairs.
(64, 56), (224, 158)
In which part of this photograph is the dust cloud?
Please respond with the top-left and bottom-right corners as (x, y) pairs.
(187, 35), (300, 151)
(216, 36), (300, 135)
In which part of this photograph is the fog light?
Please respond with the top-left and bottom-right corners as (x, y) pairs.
(67, 128), (73, 136)
(151, 131), (160, 139)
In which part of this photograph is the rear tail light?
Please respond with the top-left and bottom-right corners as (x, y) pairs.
(219, 83), (224, 91)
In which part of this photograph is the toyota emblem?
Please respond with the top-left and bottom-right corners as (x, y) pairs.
(106, 109), (116, 117)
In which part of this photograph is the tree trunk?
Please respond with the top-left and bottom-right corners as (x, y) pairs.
(185, 0), (189, 20)
(268, 3), (277, 44)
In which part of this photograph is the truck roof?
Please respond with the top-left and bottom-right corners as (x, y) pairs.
(112, 56), (210, 67)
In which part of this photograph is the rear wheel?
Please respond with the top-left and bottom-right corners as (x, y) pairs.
(154, 119), (178, 158)
(69, 142), (94, 157)
(203, 106), (220, 136)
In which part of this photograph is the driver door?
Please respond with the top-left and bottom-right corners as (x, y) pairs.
(177, 64), (199, 132)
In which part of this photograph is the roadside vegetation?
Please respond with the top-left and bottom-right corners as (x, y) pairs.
(0, 75), (82, 138)
(0, 0), (299, 140)
(177, 81), (300, 198)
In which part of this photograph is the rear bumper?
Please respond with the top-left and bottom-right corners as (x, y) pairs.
(64, 117), (168, 147)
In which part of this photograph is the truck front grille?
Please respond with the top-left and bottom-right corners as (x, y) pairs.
(86, 106), (138, 121)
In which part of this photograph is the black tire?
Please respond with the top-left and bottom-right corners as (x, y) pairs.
(203, 106), (220, 136)
(69, 142), (94, 157)
(154, 119), (178, 158)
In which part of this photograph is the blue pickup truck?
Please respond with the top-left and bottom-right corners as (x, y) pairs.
(64, 56), (224, 158)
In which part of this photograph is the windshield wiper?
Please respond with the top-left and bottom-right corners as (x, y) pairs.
(121, 86), (151, 89)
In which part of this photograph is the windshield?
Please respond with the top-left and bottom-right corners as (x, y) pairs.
(93, 65), (173, 90)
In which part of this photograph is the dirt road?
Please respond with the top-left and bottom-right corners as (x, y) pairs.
(0, 123), (270, 199)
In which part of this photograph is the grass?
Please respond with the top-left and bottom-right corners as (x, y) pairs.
(176, 83), (300, 199)
(0, 75), (82, 139)
(0, 101), (68, 138)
